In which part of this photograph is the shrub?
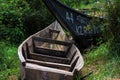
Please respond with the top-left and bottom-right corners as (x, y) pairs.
(105, 0), (120, 55)
(0, 0), (29, 44)
(23, 0), (54, 36)
(0, 41), (19, 80)
(0, 0), (54, 44)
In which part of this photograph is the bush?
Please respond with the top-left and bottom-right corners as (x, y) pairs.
(105, 0), (120, 55)
(0, 41), (20, 80)
(0, 0), (29, 44)
(23, 0), (54, 37)
(0, 0), (54, 44)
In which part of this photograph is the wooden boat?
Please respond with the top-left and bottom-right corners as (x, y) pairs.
(18, 21), (84, 80)
(42, 0), (105, 49)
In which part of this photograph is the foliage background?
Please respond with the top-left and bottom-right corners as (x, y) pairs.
(0, 0), (54, 79)
(0, 0), (120, 80)
(0, 0), (54, 44)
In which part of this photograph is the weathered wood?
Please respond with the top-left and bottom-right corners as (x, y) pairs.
(26, 54), (79, 72)
(25, 41), (71, 64)
(27, 48), (77, 66)
(49, 29), (60, 33)
(22, 47), (26, 59)
(32, 36), (73, 46)
(32, 38), (35, 52)
(25, 66), (74, 80)
(29, 52), (69, 64)
(69, 57), (79, 72)
(26, 41), (78, 65)
(65, 44), (72, 56)
(25, 42), (30, 59)
(35, 46), (67, 57)
(26, 59), (70, 71)
(68, 50), (77, 64)
(18, 21), (84, 80)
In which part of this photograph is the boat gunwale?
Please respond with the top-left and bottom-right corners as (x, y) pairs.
(18, 21), (84, 75)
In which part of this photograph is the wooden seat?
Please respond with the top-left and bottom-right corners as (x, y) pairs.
(26, 56), (79, 71)
(29, 52), (69, 64)
(32, 36), (72, 46)
(32, 36), (73, 57)
(35, 46), (66, 57)
(49, 29), (60, 33)
(23, 42), (77, 64)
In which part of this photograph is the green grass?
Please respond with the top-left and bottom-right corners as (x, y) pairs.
(0, 41), (20, 80)
(81, 42), (120, 80)
(0, 41), (119, 80)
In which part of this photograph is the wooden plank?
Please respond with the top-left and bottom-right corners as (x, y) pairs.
(32, 37), (73, 46)
(25, 64), (74, 80)
(32, 38), (35, 52)
(49, 29), (60, 33)
(26, 55), (79, 72)
(35, 46), (67, 57)
(26, 59), (70, 71)
(49, 29), (60, 40)
(29, 52), (70, 64)
(22, 47), (27, 59)
(26, 42), (30, 59)
(69, 57), (79, 72)
(68, 50), (77, 64)
(65, 44), (72, 56)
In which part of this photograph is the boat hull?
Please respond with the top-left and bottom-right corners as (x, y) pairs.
(18, 21), (84, 80)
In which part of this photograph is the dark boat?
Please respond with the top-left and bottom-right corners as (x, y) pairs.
(42, 0), (104, 49)
(18, 21), (84, 80)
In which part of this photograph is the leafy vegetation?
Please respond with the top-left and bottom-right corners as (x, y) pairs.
(61, 0), (105, 9)
(23, 0), (54, 37)
(0, 0), (54, 44)
(105, 0), (120, 55)
(0, 41), (20, 80)
(0, 0), (119, 80)
(81, 0), (120, 79)
(82, 42), (120, 79)
(0, 0), (27, 44)
(61, 0), (106, 18)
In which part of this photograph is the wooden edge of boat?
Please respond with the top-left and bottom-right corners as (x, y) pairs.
(18, 21), (84, 76)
